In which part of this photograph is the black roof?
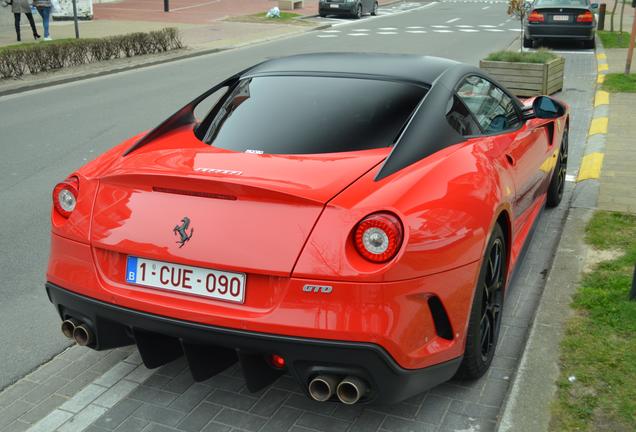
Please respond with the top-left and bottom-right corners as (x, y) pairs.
(244, 53), (461, 86)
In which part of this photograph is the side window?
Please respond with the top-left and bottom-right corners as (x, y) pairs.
(446, 95), (481, 136)
(457, 76), (521, 134)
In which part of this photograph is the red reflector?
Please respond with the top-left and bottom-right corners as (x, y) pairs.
(528, 10), (544, 22)
(270, 354), (286, 369)
(576, 11), (593, 22)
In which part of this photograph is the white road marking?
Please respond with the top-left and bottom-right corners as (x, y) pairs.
(347, 33), (368, 36)
(378, 27), (398, 30)
(377, 31), (398, 34)
(459, 28), (480, 32)
(432, 25), (450, 28)
(485, 28), (505, 31)
(351, 28), (370, 31)
(482, 5), (490, 9)
(322, 29), (341, 33)
(508, 28), (521, 31)
(406, 30), (428, 33)
(433, 29), (454, 32)
(446, 17), (460, 23)
(406, 26), (425, 29)
(479, 24), (497, 27)
(317, 34), (338, 38)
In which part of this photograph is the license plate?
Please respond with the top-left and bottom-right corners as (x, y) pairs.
(330, 4), (339, 8)
(553, 15), (569, 21)
(126, 257), (246, 304)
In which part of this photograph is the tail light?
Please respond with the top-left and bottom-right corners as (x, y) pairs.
(576, 10), (593, 23)
(528, 10), (544, 23)
(53, 177), (79, 218)
(354, 212), (403, 263)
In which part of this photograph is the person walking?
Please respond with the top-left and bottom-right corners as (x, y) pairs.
(9, 0), (41, 42)
(33, 0), (52, 40)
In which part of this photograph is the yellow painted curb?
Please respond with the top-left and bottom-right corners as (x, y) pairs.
(597, 74), (606, 84)
(577, 152), (605, 181)
(594, 90), (609, 107)
(596, 53), (607, 60)
(598, 63), (609, 72)
(589, 117), (608, 135)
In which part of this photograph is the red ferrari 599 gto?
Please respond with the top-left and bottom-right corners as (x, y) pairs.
(46, 53), (569, 404)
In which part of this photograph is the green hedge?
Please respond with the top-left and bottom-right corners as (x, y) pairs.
(0, 28), (183, 79)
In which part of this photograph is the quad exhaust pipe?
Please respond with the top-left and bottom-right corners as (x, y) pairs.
(336, 376), (367, 405)
(308, 375), (368, 404)
(60, 318), (94, 347)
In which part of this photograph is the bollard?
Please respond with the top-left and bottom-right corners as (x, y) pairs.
(598, 3), (606, 31)
(630, 264), (636, 301)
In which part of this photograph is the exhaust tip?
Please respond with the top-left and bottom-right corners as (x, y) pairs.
(336, 377), (367, 405)
(73, 324), (93, 347)
(61, 319), (80, 339)
(308, 375), (338, 402)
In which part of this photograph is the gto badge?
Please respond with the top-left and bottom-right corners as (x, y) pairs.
(173, 217), (194, 248)
(303, 285), (333, 294)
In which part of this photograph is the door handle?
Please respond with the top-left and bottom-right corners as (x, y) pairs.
(505, 154), (516, 166)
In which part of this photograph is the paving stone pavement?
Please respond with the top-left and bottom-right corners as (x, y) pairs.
(0, 51), (596, 432)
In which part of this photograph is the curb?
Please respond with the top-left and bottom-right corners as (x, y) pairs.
(571, 39), (609, 208)
(498, 42), (604, 431)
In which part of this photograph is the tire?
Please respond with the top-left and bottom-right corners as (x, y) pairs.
(523, 35), (533, 48)
(456, 224), (507, 380)
(354, 4), (362, 19)
(546, 125), (568, 208)
(583, 38), (596, 49)
(371, 1), (378, 15)
(319, 12), (326, 17)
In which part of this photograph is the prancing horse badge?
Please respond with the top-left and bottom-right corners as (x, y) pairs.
(173, 217), (194, 248)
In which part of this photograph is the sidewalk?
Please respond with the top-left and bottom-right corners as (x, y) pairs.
(597, 48), (636, 214)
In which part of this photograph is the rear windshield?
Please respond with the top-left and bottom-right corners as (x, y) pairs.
(534, 0), (589, 6)
(200, 76), (426, 154)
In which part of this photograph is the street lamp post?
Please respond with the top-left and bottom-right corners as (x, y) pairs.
(71, 0), (80, 38)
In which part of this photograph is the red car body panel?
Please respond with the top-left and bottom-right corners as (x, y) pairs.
(46, 54), (570, 403)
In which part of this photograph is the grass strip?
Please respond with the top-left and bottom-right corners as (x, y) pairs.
(550, 211), (636, 431)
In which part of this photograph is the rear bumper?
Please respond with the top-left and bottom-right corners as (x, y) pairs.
(319, 2), (357, 14)
(46, 282), (462, 404)
(525, 23), (595, 40)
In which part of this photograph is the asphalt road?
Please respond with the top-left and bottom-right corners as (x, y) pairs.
(0, 0), (520, 390)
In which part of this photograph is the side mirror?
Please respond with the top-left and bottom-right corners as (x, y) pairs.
(590, 2), (599, 9)
(531, 96), (565, 119)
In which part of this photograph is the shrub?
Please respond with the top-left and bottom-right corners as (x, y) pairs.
(485, 49), (558, 64)
(0, 28), (184, 80)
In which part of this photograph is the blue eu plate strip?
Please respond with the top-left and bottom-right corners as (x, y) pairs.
(126, 256), (138, 283)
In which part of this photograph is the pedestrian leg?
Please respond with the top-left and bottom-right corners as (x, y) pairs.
(14, 12), (21, 41)
(26, 12), (41, 39)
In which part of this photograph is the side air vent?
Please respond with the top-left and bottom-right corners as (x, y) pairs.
(428, 296), (454, 340)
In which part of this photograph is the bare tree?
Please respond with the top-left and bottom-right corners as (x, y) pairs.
(610, 0), (618, 32)
(619, 0), (626, 33)
(508, 0), (528, 52)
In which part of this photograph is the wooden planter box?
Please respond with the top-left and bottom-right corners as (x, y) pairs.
(479, 56), (565, 97)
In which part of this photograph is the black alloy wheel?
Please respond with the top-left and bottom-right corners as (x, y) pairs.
(371, 1), (378, 15)
(456, 224), (507, 379)
(355, 3), (362, 18)
(547, 126), (568, 207)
